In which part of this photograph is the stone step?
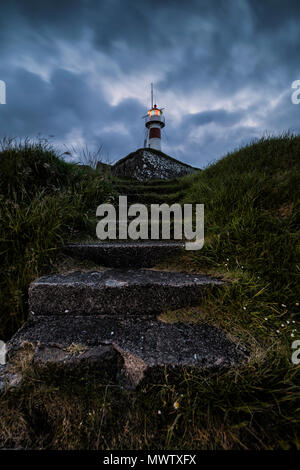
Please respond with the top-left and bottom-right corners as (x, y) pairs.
(7, 315), (247, 389)
(121, 191), (184, 204)
(62, 241), (185, 268)
(114, 183), (188, 195)
(113, 178), (182, 188)
(29, 269), (224, 316)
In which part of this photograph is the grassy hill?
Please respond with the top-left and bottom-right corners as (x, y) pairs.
(0, 138), (115, 339)
(0, 134), (299, 450)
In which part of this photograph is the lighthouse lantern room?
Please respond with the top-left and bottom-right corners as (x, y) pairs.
(144, 83), (165, 151)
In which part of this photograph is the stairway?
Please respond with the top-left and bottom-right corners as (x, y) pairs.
(113, 177), (188, 205)
(110, 178), (190, 241)
(4, 242), (246, 391)
(2, 179), (247, 391)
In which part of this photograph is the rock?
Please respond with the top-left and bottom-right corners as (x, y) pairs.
(0, 365), (6, 394)
(62, 241), (185, 268)
(112, 148), (199, 181)
(29, 269), (224, 316)
(7, 315), (247, 389)
(29, 343), (121, 380)
(0, 364), (22, 394)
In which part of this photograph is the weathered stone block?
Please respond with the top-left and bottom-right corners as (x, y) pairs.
(29, 269), (224, 316)
(7, 316), (247, 389)
(112, 148), (199, 181)
(62, 241), (185, 268)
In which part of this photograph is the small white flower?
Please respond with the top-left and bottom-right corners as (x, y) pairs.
(173, 401), (179, 410)
(226, 258), (229, 261)
(281, 304), (287, 308)
(296, 303), (299, 306)
(276, 330), (280, 334)
(292, 320), (295, 324)
(64, 309), (69, 313)
(243, 306), (247, 310)
(264, 317), (268, 321)
(281, 324), (285, 327)
(111, 331), (114, 335)
(158, 410), (162, 415)
(287, 321), (290, 324)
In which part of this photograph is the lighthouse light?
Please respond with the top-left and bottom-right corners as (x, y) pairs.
(148, 109), (162, 116)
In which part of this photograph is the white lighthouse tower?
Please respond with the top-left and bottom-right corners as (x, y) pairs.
(144, 83), (165, 151)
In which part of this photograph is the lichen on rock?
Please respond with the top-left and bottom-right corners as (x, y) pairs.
(112, 148), (199, 181)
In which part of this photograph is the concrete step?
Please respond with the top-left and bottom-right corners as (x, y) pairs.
(62, 241), (185, 268)
(113, 178), (182, 188)
(29, 269), (224, 316)
(7, 315), (247, 389)
(122, 191), (184, 204)
(114, 183), (188, 194)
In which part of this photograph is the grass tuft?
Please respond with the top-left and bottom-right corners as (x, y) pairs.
(0, 138), (114, 339)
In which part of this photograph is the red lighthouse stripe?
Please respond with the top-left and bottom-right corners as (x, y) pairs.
(149, 127), (161, 139)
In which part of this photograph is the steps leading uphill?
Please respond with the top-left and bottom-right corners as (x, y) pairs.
(2, 177), (247, 391)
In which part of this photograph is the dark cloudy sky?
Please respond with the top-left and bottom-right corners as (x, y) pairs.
(0, 0), (300, 167)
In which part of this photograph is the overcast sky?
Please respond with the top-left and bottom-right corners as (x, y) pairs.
(0, 0), (300, 167)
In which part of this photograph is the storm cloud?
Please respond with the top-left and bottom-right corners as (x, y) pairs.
(0, 0), (299, 167)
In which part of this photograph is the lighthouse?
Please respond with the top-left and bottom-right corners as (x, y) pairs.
(144, 83), (165, 151)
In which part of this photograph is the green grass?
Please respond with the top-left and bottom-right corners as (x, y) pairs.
(0, 138), (115, 339)
(0, 134), (299, 450)
(179, 132), (299, 297)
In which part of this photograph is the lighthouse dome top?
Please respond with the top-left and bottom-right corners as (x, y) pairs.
(145, 104), (165, 128)
(147, 104), (163, 116)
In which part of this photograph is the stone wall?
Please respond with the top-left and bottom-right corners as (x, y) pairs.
(112, 148), (199, 181)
